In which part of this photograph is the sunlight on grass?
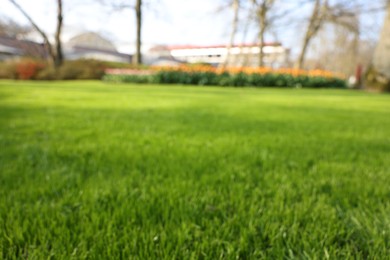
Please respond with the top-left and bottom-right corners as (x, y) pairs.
(0, 80), (389, 258)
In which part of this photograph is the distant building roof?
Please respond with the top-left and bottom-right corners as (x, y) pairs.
(65, 45), (131, 63)
(0, 35), (47, 58)
(66, 32), (117, 51)
(70, 45), (131, 59)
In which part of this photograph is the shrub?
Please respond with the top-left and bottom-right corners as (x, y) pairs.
(365, 66), (390, 92)
(102, 74), (153, 84)
(0, 62), (18, 79)
(1, 59), (111, 80)
(142, 69), (347, 88)
(104, 67), (347, 89)
(57, 60), (106, 80)
(14, 59), (46, 80)
(36, 67), (57, 80)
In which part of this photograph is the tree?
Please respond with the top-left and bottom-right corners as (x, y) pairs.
(54, 0), (64, 68)
(8, 0), (64, 68)
(134, 0), (142, 65)
(100, 0), (144, 65)
(305, 16), (360, 76)
(296, 0), (328, 69)
(295, 0), (366, 70)
(373, 1), (390, 79)
(0, 17), (31, 37)
(251, 0), (276, 67)
(222, 0), (240, 67)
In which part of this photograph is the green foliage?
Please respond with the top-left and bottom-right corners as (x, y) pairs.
(58, 59), (107, 80)
(0, 81), (389, 258)
(105, 70), (347, 88)
(0, 61), (17, 79)
(365, 66), (390, 92)
(35, 66), (57, 80)
(103, 73), (153, 84)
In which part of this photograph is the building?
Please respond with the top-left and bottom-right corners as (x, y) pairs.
(0, 31), (131, 63)
(0, 35), (47, 60)
(64, 32), (131, 63)
(149, 43), (290, 68)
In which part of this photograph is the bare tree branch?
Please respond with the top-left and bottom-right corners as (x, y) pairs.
(8, 0), (64, 68)
(223, 0), (240, 67)
(8, 0), (55, 62)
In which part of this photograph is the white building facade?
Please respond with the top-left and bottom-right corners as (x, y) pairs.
(149, 43), (290, 68)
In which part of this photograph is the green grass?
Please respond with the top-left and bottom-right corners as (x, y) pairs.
(0, 80), (389, 259)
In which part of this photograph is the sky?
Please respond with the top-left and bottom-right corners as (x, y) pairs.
(1, 0), (232, 53)
(0, 0), (386, 55)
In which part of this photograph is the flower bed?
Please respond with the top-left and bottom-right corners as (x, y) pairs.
(103, 65), (347, 88)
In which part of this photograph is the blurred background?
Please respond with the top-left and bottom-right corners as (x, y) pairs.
(0, 0), (389, 86)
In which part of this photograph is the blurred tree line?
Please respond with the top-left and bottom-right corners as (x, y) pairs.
(2, 0), (389, 88)
(221, 0), (388, 78)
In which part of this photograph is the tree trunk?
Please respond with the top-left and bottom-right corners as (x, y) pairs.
(258, 6), (266, 67)
(296, 31), (313, 70)
(296, 0), (323, 69)
(134, 0), (142, 65)
(223, 0), (240, 67)
(239, 12), (252, 67)
(54, 0), (64, 68)
(252, 0), (274, 67)
(373, 3), (390, 78)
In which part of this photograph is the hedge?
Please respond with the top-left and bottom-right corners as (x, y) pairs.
(103, 67), (347, 89)
(0, 59), (137, 80)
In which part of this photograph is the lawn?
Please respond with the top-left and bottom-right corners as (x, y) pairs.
(0, 80), (389, 259)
